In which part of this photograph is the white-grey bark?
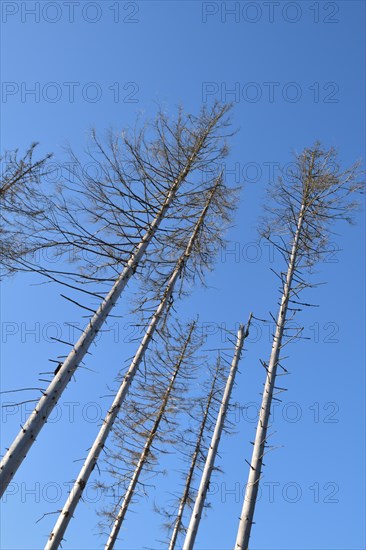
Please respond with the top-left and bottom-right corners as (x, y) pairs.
(234, 209), (304, 550)
(0, 133), (208, 497)
(44, 181), (220, 550)
(105, 323), (196, 550)
(183, 317), (251, 550)
(169, 362), (221, 550)
(233, 143), (363, 549)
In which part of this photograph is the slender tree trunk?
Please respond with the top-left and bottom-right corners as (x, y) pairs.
(169, 361), (221, 550)
(234, 207), (305, 550)
(105, 323), (195, 550)
(44, 181), (220, 550)
(0, 138), (208, 497)
(183, 317), (251, 550)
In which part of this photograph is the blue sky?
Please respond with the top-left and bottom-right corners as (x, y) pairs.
(1, 1), (365, 549)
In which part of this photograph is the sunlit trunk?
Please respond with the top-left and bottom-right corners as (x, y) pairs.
(183, 318), (251, 550)
(234, 207), (305, 549)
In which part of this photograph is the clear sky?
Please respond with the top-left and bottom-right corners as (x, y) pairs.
(1, 1), (365, 549)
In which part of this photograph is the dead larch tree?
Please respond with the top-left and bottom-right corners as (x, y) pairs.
(234, 143), (363, 549)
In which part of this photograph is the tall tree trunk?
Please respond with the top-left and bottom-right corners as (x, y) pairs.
(0, 133), (210, 497)
(234, 208), (305, 549)
(169, 361), (221, 550)
(105, 323), (196, 550)
(44, 180), (220, 550)
(183, 317), (251, 550)
(234, 144), (363, 548)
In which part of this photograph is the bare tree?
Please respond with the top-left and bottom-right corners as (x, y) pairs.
(165, 359), (224, 550)
(102, 321), (197, 549)
(0, 143), (52, 273)
(183, 317), (252, 550)
(0, 102), (232, 496)
(234, 143), (363, 549)
(44, 173), (235, 549)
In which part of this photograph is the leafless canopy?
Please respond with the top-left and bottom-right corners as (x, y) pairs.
(0, 143), (53, 273)
(261, 142), (363, 268)
(2, 102), (234, 287)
